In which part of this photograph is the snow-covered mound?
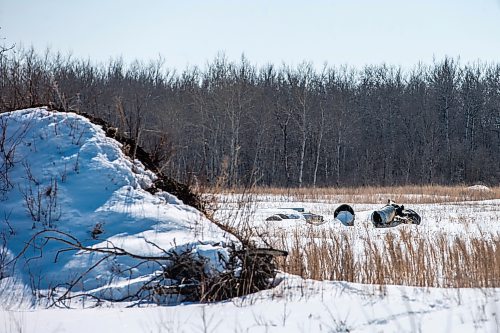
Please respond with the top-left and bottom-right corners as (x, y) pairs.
(467, 184), (491, 192)
(0, 108), (236, 302)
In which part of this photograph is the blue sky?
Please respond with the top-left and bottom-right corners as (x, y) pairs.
(1, 0), (500, 70)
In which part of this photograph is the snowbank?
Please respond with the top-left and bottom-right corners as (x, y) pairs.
(467, 184), (491, 192)
(0, 107), (236, 302)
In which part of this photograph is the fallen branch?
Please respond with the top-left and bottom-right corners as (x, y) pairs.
(6, 229), (287, 306)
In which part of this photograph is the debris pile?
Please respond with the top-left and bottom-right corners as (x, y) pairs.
(371, 200), (421, 228)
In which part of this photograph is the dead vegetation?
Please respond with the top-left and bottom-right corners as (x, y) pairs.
(209, 185), (500, 204)
(4, 229), (286, 307)
(265, 227), (500, 288)
(207, 186), (500, 289)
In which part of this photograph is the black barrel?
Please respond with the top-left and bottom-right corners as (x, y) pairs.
(334, 204), (355, 226)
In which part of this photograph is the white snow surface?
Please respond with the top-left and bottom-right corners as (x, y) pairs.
(1, 274), (500, 332)
(467, 184), (491, 192)
(1, 108), (499, 332)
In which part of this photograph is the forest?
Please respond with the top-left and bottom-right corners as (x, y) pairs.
(1, 48), (499, 187)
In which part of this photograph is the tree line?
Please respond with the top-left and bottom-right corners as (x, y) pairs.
(1, 48), (499, 187)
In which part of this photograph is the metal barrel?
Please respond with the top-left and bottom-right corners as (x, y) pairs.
(334, 204), (355, 226)
(371, 205), (397, 227)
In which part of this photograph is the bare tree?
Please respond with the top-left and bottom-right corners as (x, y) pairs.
(0, 28), (14, 57)
(1, 49), (498, 187)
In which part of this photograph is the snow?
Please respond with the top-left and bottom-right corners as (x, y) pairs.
(213, 194), (500, 240)
(1, 108), (499, 332)
(0, 108), (236, 300)
(467, 185), (491, 192)
(1, 275), (499, 332)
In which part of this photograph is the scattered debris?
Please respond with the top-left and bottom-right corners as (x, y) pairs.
(265, 209), (301, 221)
(265, 208), (325, 225)
(265, 214), (285, 221)
(302, 212), (325, 225)
(281, 207), (305, 213)
(371, 200), (421, 228)
(265, 213), (300, 221)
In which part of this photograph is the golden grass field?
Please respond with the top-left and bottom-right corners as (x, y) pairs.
(210, 184), (500, 203)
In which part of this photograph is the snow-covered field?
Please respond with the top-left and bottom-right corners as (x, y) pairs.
(212, 194), (500, 250)
(0, 108), (499, 332)
(2, 275), (499, 332)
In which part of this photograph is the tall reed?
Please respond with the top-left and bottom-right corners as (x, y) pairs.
(268, 227), (500, 288)
(209, 185), (500, 204)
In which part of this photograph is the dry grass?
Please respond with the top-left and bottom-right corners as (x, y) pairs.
(208, 185), (500, 204)
(266, 227), (500, 288)
(207, 185), (500, 289)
